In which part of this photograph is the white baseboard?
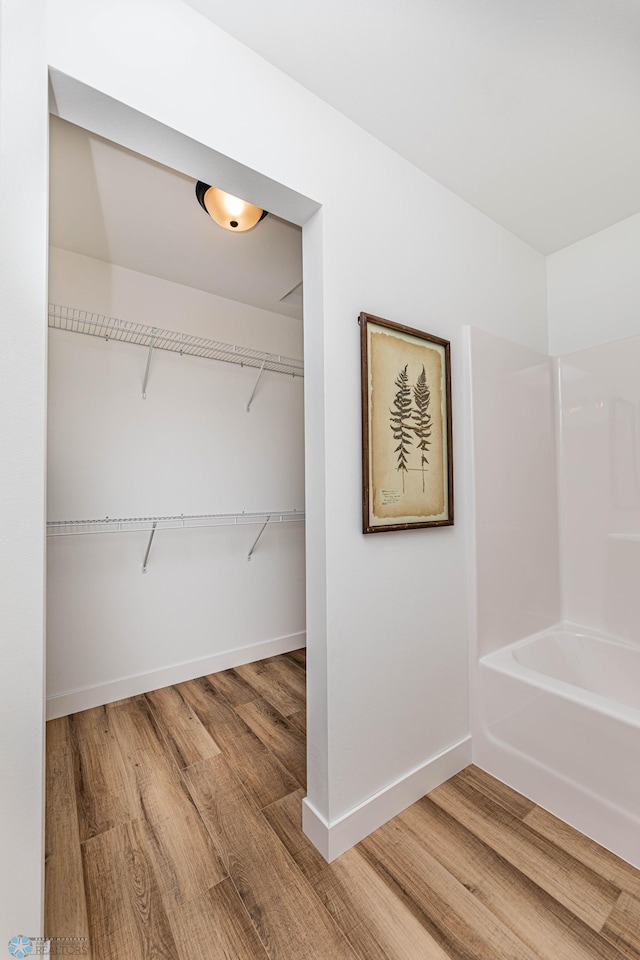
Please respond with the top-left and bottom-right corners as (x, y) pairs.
(302, 735), (472, 862)
(46, 632), (306, 720)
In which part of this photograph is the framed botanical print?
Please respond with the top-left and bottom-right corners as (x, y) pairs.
(360, 312), (453, 533)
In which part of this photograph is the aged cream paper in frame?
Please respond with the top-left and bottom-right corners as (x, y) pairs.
(367, 323), (449, 527)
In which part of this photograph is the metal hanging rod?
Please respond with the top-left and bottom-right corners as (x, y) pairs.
(46, 509), (305, 538)
(48, 304), (304, 381)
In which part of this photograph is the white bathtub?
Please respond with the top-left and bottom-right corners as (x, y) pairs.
(477, 623), (640, 868)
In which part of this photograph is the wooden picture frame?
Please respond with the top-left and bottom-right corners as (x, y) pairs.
(359, 312), (454, 533)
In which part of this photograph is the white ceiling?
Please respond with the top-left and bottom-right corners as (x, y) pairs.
(49, 116), (303, 319)
(184, 0), (640, 254)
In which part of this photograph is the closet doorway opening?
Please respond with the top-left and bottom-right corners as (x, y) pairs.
(44, 113), (310, 944)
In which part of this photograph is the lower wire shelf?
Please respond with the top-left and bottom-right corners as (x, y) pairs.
(46, 509), (305, 571)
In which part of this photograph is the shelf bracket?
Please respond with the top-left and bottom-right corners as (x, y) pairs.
(142, 329), (157, 399)
(247, 517), (270, 561)
(142, 521), (158, 573)
(246, 356), (267, 412)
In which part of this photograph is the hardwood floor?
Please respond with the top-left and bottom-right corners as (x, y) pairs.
(46, 649), (640, 960)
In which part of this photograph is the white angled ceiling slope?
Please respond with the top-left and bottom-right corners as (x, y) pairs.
(49, 117), (303, 320)
(184, 0), (640, 253)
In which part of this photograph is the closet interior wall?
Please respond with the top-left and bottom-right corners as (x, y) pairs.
(46, 246), (305, 719)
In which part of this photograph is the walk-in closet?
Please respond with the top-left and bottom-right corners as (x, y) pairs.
(46, 116), (306, 716)
(45, 117), (308, 954)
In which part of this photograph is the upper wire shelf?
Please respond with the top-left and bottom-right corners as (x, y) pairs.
(46, 509), (305, 538)
(48, 304), (304, 379)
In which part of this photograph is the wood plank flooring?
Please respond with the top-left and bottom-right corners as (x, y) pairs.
(46, 649), (640, 960)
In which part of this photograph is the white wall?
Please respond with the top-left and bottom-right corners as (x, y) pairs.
(46, 248), (305, 715)
(44, 0), (547, 837)
(0, 0), (48, 942)
(547, 211), (640, 356)
(49, 247), (304, 358)
(0, 0), (550, 923)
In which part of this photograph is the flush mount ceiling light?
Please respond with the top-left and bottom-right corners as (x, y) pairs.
(195, 181), (268, 232)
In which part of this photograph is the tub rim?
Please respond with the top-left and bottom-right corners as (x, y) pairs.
(480, 620), (640, 729)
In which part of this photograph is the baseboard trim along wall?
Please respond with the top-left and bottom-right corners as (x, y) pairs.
(302, 734), (472, 862)
(46, 632), (306, 720)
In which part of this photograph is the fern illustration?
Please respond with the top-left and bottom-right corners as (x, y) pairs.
(412, 365), (432, 492)
(389, 365), (413, 492)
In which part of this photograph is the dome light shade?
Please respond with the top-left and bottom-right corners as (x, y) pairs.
(195, 181), (268, 232)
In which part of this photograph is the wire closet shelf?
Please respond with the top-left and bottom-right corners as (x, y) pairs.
(46, 510), (305, 538)
(48, 304), (304, 379)
(47, 511), (305, 568)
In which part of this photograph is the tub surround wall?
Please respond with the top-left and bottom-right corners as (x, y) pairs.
(468, 324), (562, 841)
(560, 334), (640, 644)
(467, 326), (561, 660)
(470, 323), (640, 867)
